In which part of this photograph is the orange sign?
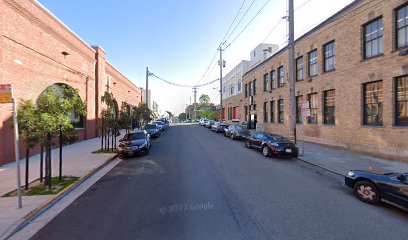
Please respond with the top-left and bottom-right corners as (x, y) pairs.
(0, 84), (12, 103)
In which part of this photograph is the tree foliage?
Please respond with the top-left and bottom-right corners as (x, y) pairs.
(199, 94), (210, 106)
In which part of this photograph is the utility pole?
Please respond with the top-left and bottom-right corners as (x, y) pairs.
(288, 0), (296, 143)
(145, 67), (149, 109)
(193, 86), (197, 119)
(218, 44), (225, 122)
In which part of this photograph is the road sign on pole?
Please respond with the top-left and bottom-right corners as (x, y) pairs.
(0, 84), (22, 208)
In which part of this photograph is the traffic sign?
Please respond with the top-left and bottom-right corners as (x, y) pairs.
(0, 84), (12, 103)
(302, 101), (309, 110)
(302, 108), (311, 117)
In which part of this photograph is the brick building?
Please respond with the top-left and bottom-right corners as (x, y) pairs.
(223, 0), (408, 159)
(0, 0), (142, 166)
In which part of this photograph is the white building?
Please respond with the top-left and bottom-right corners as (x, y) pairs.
(222, 60), (250, 100)
(222, 43), (279, 101)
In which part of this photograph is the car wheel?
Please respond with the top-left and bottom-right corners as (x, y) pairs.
(245, 140), (251, 148)
(230, 134), (235, 140)
(353, 181), (380, 204)
(262, 146), (270, 157)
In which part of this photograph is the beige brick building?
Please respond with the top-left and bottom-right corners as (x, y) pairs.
(223, 0), (408, 159)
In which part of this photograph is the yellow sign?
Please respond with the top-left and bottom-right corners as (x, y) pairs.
(0, 84), (12, 103)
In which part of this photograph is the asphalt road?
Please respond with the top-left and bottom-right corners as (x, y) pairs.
(31, 124), (408, 240)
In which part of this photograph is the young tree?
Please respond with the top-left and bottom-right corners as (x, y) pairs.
(100, 91), (118, 151)
(199, 94), (210, 106)
(36, 85), (86, 187)
(17, 100), (40, 190)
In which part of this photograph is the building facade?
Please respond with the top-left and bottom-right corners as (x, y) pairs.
(0, 0), (142, 166)
(223, 0), (408, 159)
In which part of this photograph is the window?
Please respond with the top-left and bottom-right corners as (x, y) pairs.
(263, 102), (269, 123)
(396, 4), (408, 48)
(253, 79), (257, 95)
(364, 18), (383, 59)
(244, 106), (248, 121)
(296, 57), (304, 81)
(271, 70), (276, 89)
(324, 90), (335, 124)
(278, 66), (285, 87)
(364, 81), (383, 125)
(270, 101), (275, 123)
(296, 96), (303, 123)
(396, 76), (408, 126)
(324, 41), (336, 72)
(307, 93), (318, 124)
(229, 84), (234, 95)
(263, 73), (269, 91)
(245, 84), (248, 97)
(308, 50), (318, 77)
(238, 81), (242, 92)
(249, 82), (252, 97)
(278, 99), (284, 123)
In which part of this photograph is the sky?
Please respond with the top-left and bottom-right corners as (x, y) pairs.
(37, 0), (355, 115)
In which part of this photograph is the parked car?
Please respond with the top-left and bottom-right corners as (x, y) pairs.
(224, 125), (250, 140)
(153, 121), (168, 131)
(142, 123), (161, 138)
(205, 120), (215, 128)
(345, 170), (408, 209)
(200, 119), (208, 126)
(211, 122), (220, 131)
(212, 122), (229, 133)
(117, 130), (151, 157)
(245, 132), (299, 158)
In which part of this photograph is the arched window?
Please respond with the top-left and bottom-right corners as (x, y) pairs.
(39, 83), (85, 128)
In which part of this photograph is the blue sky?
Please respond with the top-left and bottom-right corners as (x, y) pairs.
(37, 0), (354, 115)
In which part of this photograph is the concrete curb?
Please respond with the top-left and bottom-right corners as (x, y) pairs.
(4, 154), (118, 240)
(297, 156), (343, 177)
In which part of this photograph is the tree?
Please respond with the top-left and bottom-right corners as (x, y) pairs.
(199, 94), (210, 106)
(17, 100), (40, 190)
(134, 103), (154, 127)
(118, 102), (131, 134)
(100, 91), (118, 151)
(166, 111), (173, 118)
(36, 85), (86, 188)
(178, 112), (187, 120)
(197, 109), (219, 120)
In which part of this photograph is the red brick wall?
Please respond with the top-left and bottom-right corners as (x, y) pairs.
(0, 0), (142, 166)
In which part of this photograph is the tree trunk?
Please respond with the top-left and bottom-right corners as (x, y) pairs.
(111, 129), (114, 151)
(101, 117), (104, 150)
(59, 125), (62, 182)
(47, 133), (52, 189)
(25, 147), (29, 191)
(44, 146), (49, 187)
(114, 130), (117, 149)
(40, 144), (43, 183)
(107, 128), (110, 151)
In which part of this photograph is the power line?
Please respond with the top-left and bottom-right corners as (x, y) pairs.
(294, 0), (313, 11)
(262, 18), (284, 43)
(196, 48), (219, 84)
(222, 0), (258, 45)
(150, 72), (219, 88)
(224, 0), (272, 50)
(221, 0), (247, 44)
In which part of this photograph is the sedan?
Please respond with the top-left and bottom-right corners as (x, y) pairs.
(117, 130), (151, 157)
(142, 123), (161, 138)
(205, 120), (215, 128)
(213, 122), (229, 133)
(245, 132), (299, 158)
(345, 170), (408, 209)
(153, 121), (167, 131)
(224, 125), (250, 140)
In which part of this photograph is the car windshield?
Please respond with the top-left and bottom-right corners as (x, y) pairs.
(154, 122), (164, 125)
(126, 132), (145, 141)
(143, 124), (157, 129)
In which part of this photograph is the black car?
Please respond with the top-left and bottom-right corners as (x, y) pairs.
(345, 170), (408, 209)
(117, 130), (151, 157)
(142, 123), (161, 138)
(245, 132), (299, 158)
(224, 125), (250, 140)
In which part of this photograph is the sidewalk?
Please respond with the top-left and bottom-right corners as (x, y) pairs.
(0, 133), (122, 239)
(298, 141), (408, 175)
